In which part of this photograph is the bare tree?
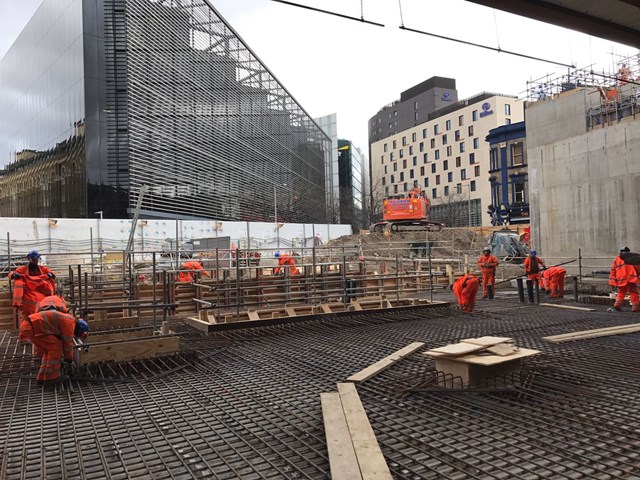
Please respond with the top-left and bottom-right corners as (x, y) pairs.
(429, 190), (471, 227)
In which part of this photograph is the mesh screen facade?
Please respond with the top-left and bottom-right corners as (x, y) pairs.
(0, 0), (332, 222)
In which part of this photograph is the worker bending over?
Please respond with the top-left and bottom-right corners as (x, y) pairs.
(543, 266), (566, 299)
(477, 247), (499, 298)
(609, 247), (640, 312)
(273, 252), (299, 275)
(178, 260), (210, 283)
(19, 295), (89, 387)
(524, 250), (546, 289)
(451, 274), (480, 312)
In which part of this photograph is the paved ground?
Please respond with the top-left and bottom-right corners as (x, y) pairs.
(2, 295), (640, 479)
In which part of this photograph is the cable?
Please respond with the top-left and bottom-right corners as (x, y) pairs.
(399, 25), (575, 69)
(398, 0), (405, 28)
(271, 0), (384, 27)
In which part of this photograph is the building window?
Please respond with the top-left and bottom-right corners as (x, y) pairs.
(384, 143), (388, 152)
(446, 146), (452, 156)
(391, 174), (395, 183)
(446, 120), (451, 130)
(505, 104), (511, 115)
(469, 153), (475, 164)
(414, 180), (419, 188)
(400, 149), (404, 158)
(471, 180), (476, 192)
(461, 168), (467, 180)
(443, 135), (449, 146)
(458, 115), (464, 126)
(420, 142), (424, 152)
(505, 118), (511, 125)
(431, 163), (436, 173)
(382, 177), (386, 185)
(385, 186), (389, 195)
(390, 153), (395, 161)
(460, 142), (465, 153)
(414, 101), (419, 109)
(414, 112), (419, 121)
(392, 140), (397, 149)
(413, 156), (417, 166)
(422, 128), (427, 138)
(423, 153), (428, 163)
(409, 146), (414, 155)
(410, 170), (415, 179)
(389, 123), (393, 128)
(424, 178), (429, 187)
(473, 138), (479, 149)
(393, 163), (398, 172)
(394, 184), (398, 193)
(472, 110), (478, 121)
(420, 166), (425, 176)
(456, 156), (461, 167)
(513, 142), (524, 165)
(468, 125), (474, 136)
(447, 172), (453, 182)
(402, 136), (407, 146)
(384, 165), (388, 174)
(432, 188), (437, 198)
(394, 110), (398, 116)
(412, 132), (417, 142)
(474, 165), (481, 177)
(403, 182), (408, 191)
(444, 186), (450, 196)
(402, 159), (407, 168)
(400, 172), (404, 181)
(490, 149), (499, 170)
(436, 175), (441, 185)
(430, 139), (436, 148)
(434, 124), (440, 135)
(443, 160), (449, 170)
(455, 130), (461, 141)
(514, 182), (525, 202)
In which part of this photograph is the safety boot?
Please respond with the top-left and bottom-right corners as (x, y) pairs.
(632, 304), (640, 313)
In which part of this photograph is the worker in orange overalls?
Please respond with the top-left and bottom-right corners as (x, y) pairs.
(273, 252), (299, 275)
(609, 247), (640, 312)
(477, 247), (499, 298)
(523, 250), (546, 289)
(451, 274), (480, 312)
(542, 266), (566, 299)
(20, 295), (89, 387)
(177, 260), (210, 283)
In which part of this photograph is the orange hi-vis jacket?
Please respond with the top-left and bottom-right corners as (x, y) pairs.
(27, 310), (76, 362)
(178, 261), (210, 283)
(477, 254), (499, 272)
(609, 256), (639, 287)
(11, 265), (55, 316)
(524, 255), (545, 275)
(274, 255), (299, 275)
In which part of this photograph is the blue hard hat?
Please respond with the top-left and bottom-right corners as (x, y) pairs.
(27, 250), (41, 259)
(274, 252), (280, 258)
(530, 250), (537, 256)
(75, 319), (89, 338)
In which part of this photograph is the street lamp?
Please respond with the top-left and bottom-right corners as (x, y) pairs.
(274, 183), (287, 248)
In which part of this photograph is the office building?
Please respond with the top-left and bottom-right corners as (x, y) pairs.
(337, 140), (366, 231)
(0, 0), (332, 222)
(370, 91), (524, 226)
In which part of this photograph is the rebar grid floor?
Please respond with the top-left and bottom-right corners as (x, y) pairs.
(2, 299), (640, 479)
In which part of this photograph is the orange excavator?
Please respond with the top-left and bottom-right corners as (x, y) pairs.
(371, 187), (444, 233)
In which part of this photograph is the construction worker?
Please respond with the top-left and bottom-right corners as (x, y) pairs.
(178, 260), (210, 283)
(273, 252), (299, 275)
(523, 250), (546, 289)
(609, 247), (640, 312)
(477, 247), (499, 298)
(451, 274), (480, 312)
(543, 266), (567, 299)
(19, 295), (89, 387)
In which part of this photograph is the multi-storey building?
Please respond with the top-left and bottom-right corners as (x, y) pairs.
(337, 140), (367, 231)
(486, 121), (529, 225)
(0, 0), (332, 222)
(370, 92), (524, 226)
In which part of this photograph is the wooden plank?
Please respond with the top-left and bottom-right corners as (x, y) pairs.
(438, 348), (541, 366)
(542, 323), (640, 341)
(347, 342), (425, 383)
(539, 303), (596, 312)
(79, 336), (180, 364)
(320, 303), (333, 314)
(428, 342), (487, 356)
(285, 307), (298, 317)
(320, 392), (363, 480)
(486, 343), (518, 356)
(90, 328), (154, 343)
(542, 324), (640, 343)
(185, 316), (216, 332)
(247, 310), (260, 320)
(337, 383), (392, 480)
(90, 316), (140, 331)
(460, 336), (513, 346)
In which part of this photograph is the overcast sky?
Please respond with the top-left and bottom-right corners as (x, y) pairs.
(1, 0), (637, 153)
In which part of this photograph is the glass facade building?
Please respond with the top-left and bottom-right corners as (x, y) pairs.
(0, 0), (332, 222)
(337, 139), (366, 231)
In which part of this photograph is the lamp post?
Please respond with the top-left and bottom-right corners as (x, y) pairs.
(274, 183), (287, 248)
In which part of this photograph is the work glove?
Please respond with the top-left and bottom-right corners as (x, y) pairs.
(47, 273), (55, 279)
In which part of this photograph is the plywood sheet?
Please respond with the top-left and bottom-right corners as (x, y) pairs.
(446, 347), (541, 366)
(347, 342), (425, 383)
(428, 342), (486, 356)
(460, 336), (513, 346)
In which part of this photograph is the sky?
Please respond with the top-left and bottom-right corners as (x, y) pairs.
(0, 0), (637, 153)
